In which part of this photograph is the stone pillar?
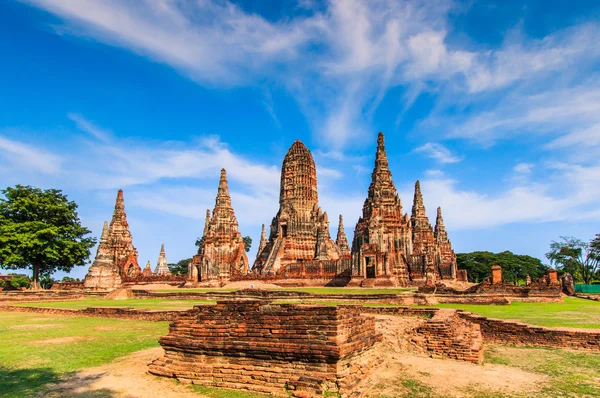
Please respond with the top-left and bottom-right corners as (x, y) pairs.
(546, 269), (559, 285)
(491, 265), (502, 284)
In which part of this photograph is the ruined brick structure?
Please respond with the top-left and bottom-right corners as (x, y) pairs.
(253, 141), (344, 274)
(190, 169), (249, 282)
(83, 190), (140, 290)
(154, 244), (171, 276)
(351, 133), (458, 285)
(149, 300), (381, 396)
(142, 261), (153, 277)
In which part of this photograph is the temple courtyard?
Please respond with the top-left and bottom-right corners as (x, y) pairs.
(1, 292), (599, 397)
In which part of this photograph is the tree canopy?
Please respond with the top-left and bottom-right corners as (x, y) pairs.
(168, 258), (192, 276)
(546, 236), (599, 284)
(456, 251), (548, 284)
(0, 185), (96, 289)
(243, 236), (252, 252)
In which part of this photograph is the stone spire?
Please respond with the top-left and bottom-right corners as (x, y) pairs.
(258, 224), (268, 254)
(154, 243), (171, 275)
(192, 168), (249, 281)
(216, 168), (233, 210)
(83, 190), (140, 290)
(203, 209), (211, 236)
(434, 207), (449, 243)
(411, 181), (426, 220)
(336, 215), (351, 256)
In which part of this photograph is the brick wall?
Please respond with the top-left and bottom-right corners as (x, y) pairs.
(458, 311), (600, 351)
(149, 300), (382, 397)
(0, 305), (183, 322)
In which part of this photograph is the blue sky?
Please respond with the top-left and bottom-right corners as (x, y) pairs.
(2, 0), (600, 280)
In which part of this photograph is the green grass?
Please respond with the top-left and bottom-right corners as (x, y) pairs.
(0, 311), (168, 397)
(16, 298), (216, 310)
(190, 385), (271, 397)
(155, 288), (237, 293)
(485, 344), (600, 397)
(432, 297), (600, 329)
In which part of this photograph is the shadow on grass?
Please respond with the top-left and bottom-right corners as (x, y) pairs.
(0, 366), (118, 398)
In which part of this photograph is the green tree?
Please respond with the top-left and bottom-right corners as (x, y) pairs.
(546, 236), (599, 284)
(243, 236), (252, 252)
(457, 251), (547, 284)
(40, 274), (55, 289)
(0, 185), (96, 289)
(168, 258), (192, 276)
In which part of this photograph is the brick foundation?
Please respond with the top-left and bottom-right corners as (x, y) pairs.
(0, 305), (182, 322)
(149, 300), (382, 397)
(458, 311), (600, 351)
(412, 309), (484, 364)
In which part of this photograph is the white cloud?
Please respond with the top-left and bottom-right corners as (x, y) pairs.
(514, 163), (534, 174)
(414, 142), (462, 164)
(0, 135), (62, 174)
(67, 113), (112, 142)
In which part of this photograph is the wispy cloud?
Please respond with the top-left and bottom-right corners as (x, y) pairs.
(414, 142), (462, 164)
(0, 135), (62, 174)
(67, 113), (112, 142)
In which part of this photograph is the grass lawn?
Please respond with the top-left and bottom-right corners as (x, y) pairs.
(0, 311), (168, 397)
(16, 298), (215, 310)
(434, 297), (600, 329)
(485, 344), (600, 397)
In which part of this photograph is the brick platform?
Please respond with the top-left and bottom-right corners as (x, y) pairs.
(149, 300), (382, 397)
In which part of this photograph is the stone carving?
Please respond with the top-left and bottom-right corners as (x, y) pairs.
(83, 190), (140, 290)
(190, 169), (249, 282)
(253, 140), (341, 274)
(154, 244), (171, 276)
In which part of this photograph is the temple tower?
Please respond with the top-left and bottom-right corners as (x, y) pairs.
(83, 190), (140, 289)
(434, 207), (457, 279)
(351, 132), (411, 285)
(410, 181), (436, 279)
(154, 244), (171, 276)
(336, 215), (351, 257)
(192, 169), (249, 282)
(253, 140), (340, 274)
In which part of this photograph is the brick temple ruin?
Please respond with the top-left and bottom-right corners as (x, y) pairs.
(188, 169), (249, 283)
(252, 140), (349, 276)
(351, 133), (458, 286)
(78, 131), (463, 289)
(248, 132), (460, 286)
(149, 300), (382, 396)
(82, 191), (184, 291)
(83, 190), (141, 290)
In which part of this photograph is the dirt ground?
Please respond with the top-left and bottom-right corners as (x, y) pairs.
(43, 315), (546, 397)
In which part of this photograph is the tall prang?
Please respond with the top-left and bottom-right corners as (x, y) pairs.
(191, 169), (249, 283)
(336, 215), (351, 257)
(83, 190), (141, 290)
(253, 140), (341, 274)
(351, 132), (412, 285)
(434, 207), (457, 279)
(154, 244), (171, 276)
(409, 180), (436, 279)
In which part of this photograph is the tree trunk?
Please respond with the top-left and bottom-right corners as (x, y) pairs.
(32, 262), (41, 290)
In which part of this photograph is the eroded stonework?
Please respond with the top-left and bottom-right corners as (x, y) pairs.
(83, 190), (141, 290)
(351, 133), (458, 285)
(190, 169), (249, 282)
(253, 140), (343, 274)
